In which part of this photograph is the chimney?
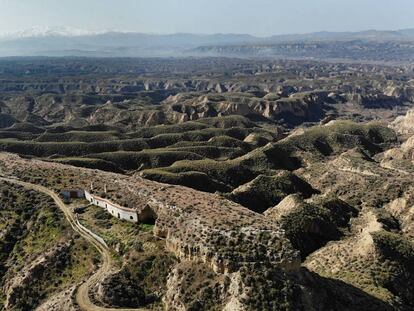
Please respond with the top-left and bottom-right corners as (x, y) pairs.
(104, 184), (107, 194)
(90, 181), (94, 191)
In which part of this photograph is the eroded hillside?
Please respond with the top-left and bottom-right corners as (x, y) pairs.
(0, 180), (98, 310)
(0, 152), (393, 310)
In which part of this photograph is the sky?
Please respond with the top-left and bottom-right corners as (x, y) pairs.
(0, 0), (413, 37)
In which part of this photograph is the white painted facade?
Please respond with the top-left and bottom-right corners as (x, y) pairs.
(84, 190), (138, 222)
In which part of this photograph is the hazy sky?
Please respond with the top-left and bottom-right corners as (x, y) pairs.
(0, 0), (413, 36)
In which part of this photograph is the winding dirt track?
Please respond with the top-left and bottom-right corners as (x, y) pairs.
(0, 177), (146, 311)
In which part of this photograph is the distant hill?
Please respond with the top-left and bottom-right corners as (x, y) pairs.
(191, 29), (414, 62)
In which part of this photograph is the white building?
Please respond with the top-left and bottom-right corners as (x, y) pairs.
(84, 190), (138, 222)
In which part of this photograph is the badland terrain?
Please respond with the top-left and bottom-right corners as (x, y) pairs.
(0, 54), (414, 310)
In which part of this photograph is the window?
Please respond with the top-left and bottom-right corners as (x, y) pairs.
(130, 216), (133, 220)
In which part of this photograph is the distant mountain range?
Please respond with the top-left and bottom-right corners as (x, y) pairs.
(0, 27), (258, 57)
(0, 26), (413, 59)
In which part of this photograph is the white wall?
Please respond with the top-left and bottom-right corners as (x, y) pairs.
(85, 190), (94, 203)
(84, 190), (138, 223)
(76, 218), (108, 248)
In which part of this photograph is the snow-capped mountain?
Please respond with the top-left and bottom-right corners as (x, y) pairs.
(0, 26), (108, 39)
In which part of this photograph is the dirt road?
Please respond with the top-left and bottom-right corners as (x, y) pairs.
(0, 177), (146, 311)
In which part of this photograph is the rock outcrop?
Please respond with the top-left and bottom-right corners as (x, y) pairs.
(391, 109), (414, 135)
